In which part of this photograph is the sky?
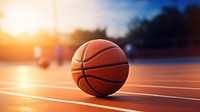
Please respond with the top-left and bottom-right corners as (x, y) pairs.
(0, 0), (200, 37)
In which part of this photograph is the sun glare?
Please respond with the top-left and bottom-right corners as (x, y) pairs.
(19, 83), (32, 89)
(17, 65), (31, 83)
(2, 3), (41, 36)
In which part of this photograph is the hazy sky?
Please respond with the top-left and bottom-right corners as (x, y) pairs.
(0, 0), (199, 37)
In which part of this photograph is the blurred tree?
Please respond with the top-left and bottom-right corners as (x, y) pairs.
(69, 28), (108, 48)
(126, 18), (150, 47)
(126, 5), (200, 49)
(184, 5), (200, 36)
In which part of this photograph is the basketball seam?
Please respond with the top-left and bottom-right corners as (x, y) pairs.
(78, 42), (90, 87)
(84, 46), (118, 62)
(78, 75), (125, 84)
(73, 46), (118, 63)
(72, 62), (128, 72)
(73, 57), (82, 64)
(79, 42), (106, 96)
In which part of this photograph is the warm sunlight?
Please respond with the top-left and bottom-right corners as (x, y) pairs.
(17, 65), (31, 83)
(2, 4), (41, 35)
(18, 83), (33, 89)
(1, 0), (99, 37)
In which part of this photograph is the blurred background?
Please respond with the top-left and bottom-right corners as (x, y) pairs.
(0, 0), (200, 65)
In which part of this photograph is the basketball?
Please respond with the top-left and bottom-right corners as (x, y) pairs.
(71, 39), (129, 97)
(38, 57), (49, 69)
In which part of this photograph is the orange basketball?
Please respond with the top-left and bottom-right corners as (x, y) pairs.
(71, 39), (129, 97)
(38, 57), (49, 69)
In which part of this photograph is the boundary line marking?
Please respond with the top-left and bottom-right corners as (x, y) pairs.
(126, 84), (200, 90)
(30, 84), (200, 101)
(0, 90), (140, 112)
(118, 91), (200, 101)
(1, 81), (200, 101)
(131, 79), (200, 83)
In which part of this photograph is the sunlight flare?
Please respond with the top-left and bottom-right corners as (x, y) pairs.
(2, 2), (42, 36)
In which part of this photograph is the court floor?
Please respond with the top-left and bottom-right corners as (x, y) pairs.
(0, 62), (200, 112)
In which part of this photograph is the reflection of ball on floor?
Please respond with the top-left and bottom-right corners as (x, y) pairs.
(38, 57), (49, 69)
(71, 39), (129, 97)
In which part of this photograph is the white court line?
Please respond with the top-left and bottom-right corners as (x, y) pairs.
(29, 84), (79, 90)
(126, 84), (200, 91)
(130, 79), (200, 83)
(35, 79), (200, 85)
(26, 83), (200, 92)
(51, 79), (200, 84)
(117, 91), (200, 101)
(0, 81), (78, 90)
(1, 80), (200, 92)
(0, 81), (73, 86)
(0, 90), (140, 112)
(45, 80), (200, 91)
(149, 80), (200, 83)
(1, 81), (200, 101)
(56, 82), (74, 85)
(28, 84), (200, 101)
(0, 87), (18, 90)
(55, 80), (200, 84)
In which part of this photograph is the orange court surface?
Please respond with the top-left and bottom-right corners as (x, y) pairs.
(0, 61), (200, 112)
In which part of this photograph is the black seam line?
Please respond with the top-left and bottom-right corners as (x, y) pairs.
(73, 57), (82, 63)
(84, 46), (118, 62)
(80, 42), (105, 96)
(77, 43), (90, 87)
(72, 46), (118, 63)
(72, 62), (128, 72)
(78, 75), (125, 84)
